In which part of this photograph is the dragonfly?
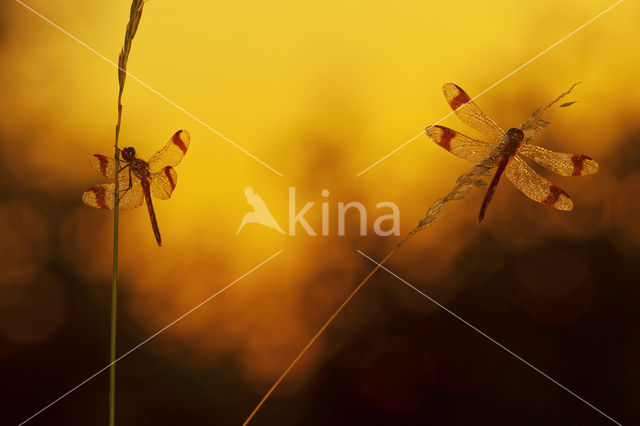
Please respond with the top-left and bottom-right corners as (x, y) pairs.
(82, 130), (190, 246)
(426, 83), (598, 222)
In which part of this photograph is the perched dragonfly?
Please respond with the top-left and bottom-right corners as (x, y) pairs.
(82, 130), (190, 246)
(426, 83), (598, 222)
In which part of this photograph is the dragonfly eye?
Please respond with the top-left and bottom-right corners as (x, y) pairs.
(121, 147), (136, 161)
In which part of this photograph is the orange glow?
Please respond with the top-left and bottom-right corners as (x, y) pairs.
(1, 0), (639, 402)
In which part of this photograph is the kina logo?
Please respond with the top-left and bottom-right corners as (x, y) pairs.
(236, 186), (400, 237)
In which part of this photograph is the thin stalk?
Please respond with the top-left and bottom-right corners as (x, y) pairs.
(109, 212), (118, 426)
(109, 2), (144, 425)
(242, 83), (581, 425)
(242, 145), (501, 426)
(242, 244), (402, 426)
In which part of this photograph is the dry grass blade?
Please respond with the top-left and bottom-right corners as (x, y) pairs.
(406, 144), (500, 237)
(110, 1), (145, 426)
(242, 83), (581, 425)
(242, 138), (502, 426)
(520, 82), (579, 141)
(115, 0), (144, 145)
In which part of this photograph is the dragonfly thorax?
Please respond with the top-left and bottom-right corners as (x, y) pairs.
(502, 127), (525, 157)
(120, 146), (150, 180)
(131, 158), (150, 181)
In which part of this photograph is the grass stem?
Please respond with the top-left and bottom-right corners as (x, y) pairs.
(242, 143), (500, 425)
(109, 2), (144, 425)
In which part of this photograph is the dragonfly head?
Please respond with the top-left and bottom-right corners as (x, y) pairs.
(121, 147), (136, 162)
(506, 128), (524, 142)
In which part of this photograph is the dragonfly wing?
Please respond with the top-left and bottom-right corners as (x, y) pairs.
(443, 83), (505, 142)
(505, 155), (573, 210)
(90, 154), (133, 186)
(90, 154), (117, 179)
(150, 166), (177, 200)
(518, 144), (599, 176)
(82, 180), (144, 210)
(426, 125), (496, 164)
(148, 130), (190, 173)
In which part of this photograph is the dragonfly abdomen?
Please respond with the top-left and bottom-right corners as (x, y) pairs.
(141, 180), (162, 246)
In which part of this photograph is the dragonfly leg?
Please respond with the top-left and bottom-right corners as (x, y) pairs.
(117, 162), (131, 174)
(118, 167), (134, 202)
(115, 151), (128, 168)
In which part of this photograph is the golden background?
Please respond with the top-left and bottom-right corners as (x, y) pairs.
(1, 0), (638, 424)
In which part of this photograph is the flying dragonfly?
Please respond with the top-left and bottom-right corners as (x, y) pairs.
(426, 83), (598, 222)
(82, 130), (190, 246)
